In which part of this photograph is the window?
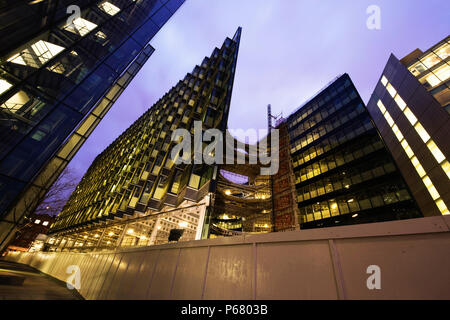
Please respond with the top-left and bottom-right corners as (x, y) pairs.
(409, 61), (427, 76)
(420, 52), (441, 69)
(377, 100), (386, 114)
(383, 111), (394, 127)
(98, 1), (120, 15)
(436, 199), (450, 215)
(433, 42), (450, 60)
(423, 73), (441, 87)
(403, 107), (418, 126)
(64, 17), (97, 36)
(422, 176), (440, 200)
(427, 140), (446, 164)
(411, 156), (426, 178)
(394, 94), (407, 111)
(42, 221), (49, 226)
(433, 64), (450, 83)
(386, 83), (397, 97)
(34, 219), (41, 224)
(392, 124), (403, 141)
(414, 123), (430, 143)
(0, 79), (12, 95)
(401, 140), (414, 158)
(8, 40), (65, 67)
(442, 161), (450, 179)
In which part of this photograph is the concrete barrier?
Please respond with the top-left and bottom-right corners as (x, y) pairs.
(3, 215), (450, 299)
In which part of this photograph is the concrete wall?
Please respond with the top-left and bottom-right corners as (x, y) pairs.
(3, 215), (450, 300)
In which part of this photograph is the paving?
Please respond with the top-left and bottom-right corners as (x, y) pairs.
(0, 259), (83, 300)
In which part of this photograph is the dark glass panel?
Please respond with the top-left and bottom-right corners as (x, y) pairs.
(63, 64), (117, 113)
(0, 103), (81, 181)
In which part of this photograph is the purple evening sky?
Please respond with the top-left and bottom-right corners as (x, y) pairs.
(67, 0), (450, 181)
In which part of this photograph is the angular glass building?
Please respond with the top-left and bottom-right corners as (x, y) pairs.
(275, 74), (423, 230)
(0, 0), (185, 250)
(46, 28), (242, 250)
(367, 36), (450, 218)
(400, 36), (450, 111)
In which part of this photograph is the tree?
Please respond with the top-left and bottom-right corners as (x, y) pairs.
(34, 167), (81, 217)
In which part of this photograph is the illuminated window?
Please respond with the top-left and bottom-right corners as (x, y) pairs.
(409, 61), (427, 76)
(7, 53), (27, 65)
(383, 112), (394, 127)
(378, 92), (450, 216)
(422, 176), (440, 200)
(377, 100), (386, 113)
(0, 90), (30, 114)
(386, 83), (397, 97)
(414, 123), (430, 143)
(381, 75), (388, 86)
(403, 107), (417, 125)
(394, 94), (407, 111)
(401, 140), (414, 158)
(433, 42), (450, 60)
(42, 221), (49, 226)
(423, 73), (441, 87)
(411, 156), (426, 178)
(392, 124), (403, 141)
(442, 161), (450, 180)
(436, 199), (450, 215)
(420, 52), (441, 69)
(433, 64), (450, 83)
(0, 79), (12, 95)
(99, 1), (121, 15)
(426, 140), (445, 164)
(95, 31), (107, 39)
(34, 219), (41, 224)
(31, 40), (65, 64)
(64, 17), (97, 36)
(8, 40), (65, 67)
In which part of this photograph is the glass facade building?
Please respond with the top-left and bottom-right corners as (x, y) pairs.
(367, 36), (450, 218)
(46, 29), (242, 251)
(276, 74), (422, 229)
(400, 36), (450, 112)
(0, 0), (185, 250)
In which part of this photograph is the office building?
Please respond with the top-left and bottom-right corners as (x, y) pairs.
(276, 74), (423, 229)
(400, 36), (449, 111)
(366, 36), (450, 217)
(5, 213), (54, 253)
(0, 0), (185, 250)
(46, 28), (242, 250)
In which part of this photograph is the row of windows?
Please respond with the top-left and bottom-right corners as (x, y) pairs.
(288, 77), (353, 129)
(299, 185), (412, 223)
(297, 159), (397, 203)
(294, 135), (385, 184)
(53, 37), (237, 231)
(377, 98), (449, 216)
(289, 89), (359, 139)
(408, 39), (450, 89)
(0, 1), (179, 220)
(291, 116), (373, 169)
(56, 53), (231, 220)
(290, 100), (365, 154)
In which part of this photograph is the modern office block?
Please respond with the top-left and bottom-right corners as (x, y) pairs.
(278, 74), (422, 229)
(0, 0), (185, 250)
(46, 29), (242, 250)
(208, 139), (273, 238)
(367, 38), (450, 218)
(400, 36), (449, 111)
